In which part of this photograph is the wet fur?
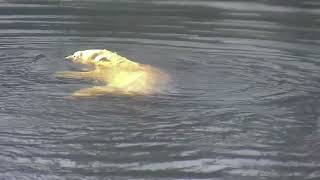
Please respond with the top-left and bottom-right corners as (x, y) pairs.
(56, 49), (169, 97)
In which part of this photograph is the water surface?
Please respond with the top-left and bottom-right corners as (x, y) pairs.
(1, 0), (320, 179)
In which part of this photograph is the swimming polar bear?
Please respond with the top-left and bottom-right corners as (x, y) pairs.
(56, 49), (169, 97)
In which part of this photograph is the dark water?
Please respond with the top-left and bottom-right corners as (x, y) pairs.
(1, 0), (320, 179)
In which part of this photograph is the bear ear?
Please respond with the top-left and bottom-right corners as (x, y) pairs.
(94, 55), (111, 62)
(98, 57), (110, 62)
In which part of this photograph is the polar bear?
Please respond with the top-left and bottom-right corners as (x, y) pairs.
(56, 49), (169, 97)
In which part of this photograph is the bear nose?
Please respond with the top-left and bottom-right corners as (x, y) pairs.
(65, 55), (73, 60)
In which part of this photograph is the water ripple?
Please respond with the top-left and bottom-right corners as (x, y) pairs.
(1, 0), (320, 179)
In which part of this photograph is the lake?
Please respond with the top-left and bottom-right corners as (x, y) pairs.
(1, 0), (320, 179)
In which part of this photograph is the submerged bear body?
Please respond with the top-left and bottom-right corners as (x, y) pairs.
(56, 49), (169, 97)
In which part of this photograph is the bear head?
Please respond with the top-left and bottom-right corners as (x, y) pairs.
(65, 49), (139, 70)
